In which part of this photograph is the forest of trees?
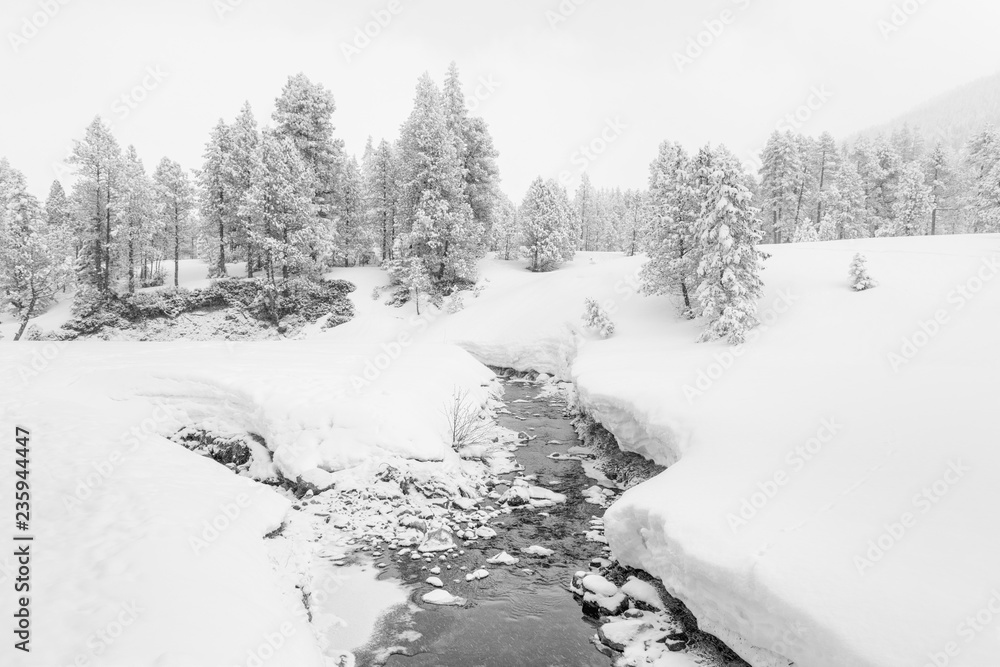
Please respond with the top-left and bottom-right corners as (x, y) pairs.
(3, 67), (1000, 340)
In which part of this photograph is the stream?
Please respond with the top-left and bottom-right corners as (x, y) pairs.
(355, 376), (617, 667)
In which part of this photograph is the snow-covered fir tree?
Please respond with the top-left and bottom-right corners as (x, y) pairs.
(792, 217), (820, 242)
(849, 252), (878, 291)
(641, 141), (701, 316)
(334, 155), (373, 266)
(259, 129), (328, 280)
(364, 138), (402, 262)
(883, 162), (933, 236)
(582, 297), (615, 338)
(398, 73), (482, 283)
(271, 73), (343, 223)
(519, 177), (576, 272)
(759, 131), (805, 243)
(489, 194), (519, 261)
(228, 102), (267, 278)
(45, 180), (72, 228)
(691, 146), (767, 344)
(198, 119), (235, 277)
(69, 116), (123, 291)
(153, 157), (196, 287)
(0, 171), (73, 339)
(116, 145), (158, 293)
(385, 235), (432, 315)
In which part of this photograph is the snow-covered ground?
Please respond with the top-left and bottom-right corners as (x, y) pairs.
(434, 237), (1000, 667)
(0, 338), (493, 666)
(4, 236), (999, 666)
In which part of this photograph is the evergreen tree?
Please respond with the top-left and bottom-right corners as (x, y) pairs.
(398, 73), (481, 283)
(44, 180), (72, 228)
(923, 142), (953, 234)
(229, 102), (267, 277)
(153, 157), (196, 287)
(364, 139), (401, 262)
(334, 155), (372, 266)
(812, 132), (841, 227)
(691, 146), (767, 344)
(849, 253), (878, 291)
(69, 116), (123, 291)
(0, 173), (73, 339)
(259, 129), (328, 281)
(272, 73), (343, 223)
(575, 172), (598, 251)
(490, 194), (519, 261)
(884, 162), (933, 236)
(641, 141), (700, 316)
(443, 63), (501, 241)
(758, 131), (804, 243)
(116, 146), (157, 293)
(519, 177), (576, 272)
(198, 119), (235, 277)
(818, 157), (868, 240)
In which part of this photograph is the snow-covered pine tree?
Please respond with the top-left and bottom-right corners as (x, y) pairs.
(792, 217), (820, 242)
(691, 146), (767, 344)
(519, 177), (576, 272)
(45, 180), (72, 228)
(849, 252), (878, 291)
(582, 298), (615, 338)
(116, 146), (158, 293)
(574, 173), (597, 251)
(153, 157), (196, 288)
(259, 129), (326, 281)
(198, 119), (235, 278)
(758, 131), (804, 244)
(398, 73), (481, 284)
(385, 235), (432, 315)
(271, 73), (343, 224)
(883, 162), (933, 236)
(489, 194), (519, 260)
(619, 189), (649, 257)
(812, 131), (841, 228)
(334, 155), (372, 266)
(922, 143), (953, 235)
(641, 141), (700, 316)
(0, 172), (73, 339)
(69, 117), (123, 291)
(818, 157), (868, 241)
(966, 129), (1000, 232)
(228, 102), (267, 278)
(443, 62), (501, 242)
(364, 139), (401, 263)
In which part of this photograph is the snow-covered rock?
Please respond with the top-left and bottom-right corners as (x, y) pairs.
(487, 551), (520, 565)
(421, 590), (466, 606)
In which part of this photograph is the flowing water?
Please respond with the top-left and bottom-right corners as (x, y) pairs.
(355, 377), (615, 667)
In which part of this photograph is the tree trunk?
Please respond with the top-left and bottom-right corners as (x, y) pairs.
(128, 239), (135, 293)
(13, 294), (38, 342)
(174, 207), (181, 287)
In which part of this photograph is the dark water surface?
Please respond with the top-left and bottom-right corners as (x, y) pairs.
(356, 379), (613, 667)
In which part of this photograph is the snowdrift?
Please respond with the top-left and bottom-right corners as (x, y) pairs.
(0, 340), (493, 666)
(441, 238), (1000, 667)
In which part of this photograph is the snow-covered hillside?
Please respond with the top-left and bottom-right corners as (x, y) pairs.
(433, 236), (1000, 667)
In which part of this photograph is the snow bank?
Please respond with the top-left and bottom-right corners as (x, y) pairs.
(0, 338), (493, 665)
(443, 238), (1000, 666)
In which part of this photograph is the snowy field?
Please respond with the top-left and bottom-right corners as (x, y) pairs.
(2, 235), (999, 665)
(436, 235), (1000, 667)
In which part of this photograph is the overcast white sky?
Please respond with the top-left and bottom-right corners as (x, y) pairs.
(2, 0), (999, 201)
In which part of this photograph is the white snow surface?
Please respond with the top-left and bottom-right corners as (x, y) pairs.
(437, 240), (1000, 666)
(6, 238), (1000, 666)
(0, 337), (492, 666)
